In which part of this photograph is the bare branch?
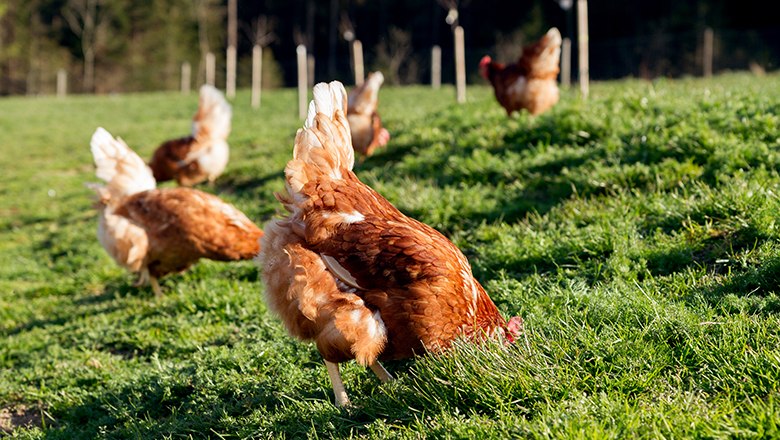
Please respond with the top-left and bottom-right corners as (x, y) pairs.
(62, 1), (84, 34)
(293, 27), (307, 48)
(242, 15), (276, 47)
(375, 27), (413, 85)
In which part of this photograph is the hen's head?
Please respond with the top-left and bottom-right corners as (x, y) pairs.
(505, 316), (524, 344)
(479, 56), (492, 79)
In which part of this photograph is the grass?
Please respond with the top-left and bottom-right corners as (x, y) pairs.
(1, 73), (779, 438)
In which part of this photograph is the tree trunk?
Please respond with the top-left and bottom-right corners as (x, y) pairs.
(84, 46), (95, 92)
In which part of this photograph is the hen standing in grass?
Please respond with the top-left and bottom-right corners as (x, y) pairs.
(258, 81), (523, 406)
(149, 85), (232, 186)
(347, 72), (390, 158)
(480, 27), (562, 116)
(90, 127), (263, 297)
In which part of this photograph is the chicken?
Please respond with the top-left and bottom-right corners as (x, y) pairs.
(149, 85), (232, 186)
(257, 82), (523, 406)
(89, 127), (262, 297)
(479, 27), (562, 116)
(347, 72), (390, 158)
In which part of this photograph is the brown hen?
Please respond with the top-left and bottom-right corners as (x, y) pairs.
(258, 82), (522, 406)
(480, 27), (562, 116)
(90, 128), (262, 297)
(347, 72), (390, 158)
(149, 85), (231, 186)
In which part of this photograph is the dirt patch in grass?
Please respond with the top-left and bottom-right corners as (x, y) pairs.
(0, 405), (42, 433)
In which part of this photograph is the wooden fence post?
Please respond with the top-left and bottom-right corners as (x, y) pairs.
(226, 0), (237, 98)
(703, 27), (714, 77)
(181, 62), (191, 94)
(226, 45), (236, 98)
(251, 45), (262, 109)
(56, 69), (67, 98)
(353, 40), (364, 86)
(561, 37), (571, 87)
(307, 54), (315, 88)
(206, 52), (216, 86)
(454, 26), (466, 103)
(297, 44), (308, 119)
(577, 0), (589, 99)
(431, 45), (441, 89)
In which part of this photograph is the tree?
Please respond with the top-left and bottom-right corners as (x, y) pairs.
(192, 0), (224, 86)
(374, 27), (415, 85)
(62, 0), (109, 92)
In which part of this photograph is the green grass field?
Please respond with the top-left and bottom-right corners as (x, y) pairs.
(2, 74), (780, 438)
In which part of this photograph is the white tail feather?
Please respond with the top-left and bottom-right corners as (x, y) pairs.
(191, 85), (232, 141)
(90, 127), (155, 201)
(348, 71), (384, 115)
(285, 81), (354, 206)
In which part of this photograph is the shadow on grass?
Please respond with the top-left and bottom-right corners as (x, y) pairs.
(215, 169), (285, 196)
(684, 256), (780, 315)
(355, 107), (715, 232)
(357, 138), (422, 172)
(38, 364), (367, 438)
(3, 280), (134, 338)
(644, 225), (768, 278)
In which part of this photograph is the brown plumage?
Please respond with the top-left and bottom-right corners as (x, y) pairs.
(258, 82), (523, 406)
(90, 128), (262, 297)
(347, 72), (390, 158)
(480, 28), (562, 116)
(149, 85), (232, 186)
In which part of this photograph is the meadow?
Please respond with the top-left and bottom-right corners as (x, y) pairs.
(1, 74), (780, 438)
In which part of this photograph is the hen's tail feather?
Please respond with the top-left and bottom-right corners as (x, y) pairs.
(523, 27), (562, 76)
(348, 71), (384, 115)
(191, 85), (232, 142)
(286, 81), (354, 199)
(90, 127), (156, 202)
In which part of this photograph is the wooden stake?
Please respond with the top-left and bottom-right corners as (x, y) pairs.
(577, 0), (589, 99)
(226, 0), (237, 97)
(353, 40), (364, 86)
(561, 37), (571, 87)
(307, 54), (315, 88)
(251, 45), (262, 109)
(181, 62), (191, 94)
(703, 27), (713, 77)
(431, 45), (441, 89)
(297, 44), (308, 119)
(454, 26), (466, 103)
(56, 69), (67, 98)
(206, 52), (216, 86)
(226, 45), (236, 98)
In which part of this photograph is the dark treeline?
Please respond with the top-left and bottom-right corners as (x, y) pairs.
(0, 0), (776, 95)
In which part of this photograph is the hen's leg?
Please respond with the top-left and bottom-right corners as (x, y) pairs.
(325, 360), (350, 407)
(369, 361), (393, 383)
(150, 276), (163, 298)
(134, 268), (150, 287)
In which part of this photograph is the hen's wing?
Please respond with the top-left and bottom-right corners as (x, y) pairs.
(116, 188), (262, 276)
(297, 170), (506, 356)
(149, 136), (199, 182)
(97, 210), (149, 273)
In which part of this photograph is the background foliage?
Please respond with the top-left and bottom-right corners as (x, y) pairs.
(0, 0), (778, 95)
